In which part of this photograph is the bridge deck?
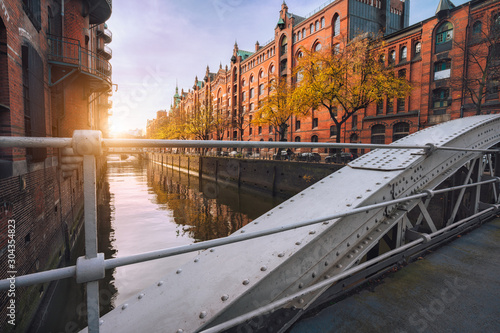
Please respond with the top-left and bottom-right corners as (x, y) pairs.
(291, 218), (500, 332)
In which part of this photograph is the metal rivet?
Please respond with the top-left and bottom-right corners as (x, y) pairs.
(299, 283), (304, 289)
(278, 252), (285, 257)
(122, 304), (128, 310)
(312, 272), (316, 278)
(241, 230), (245, 233)
(323, 221), (329, 225)
(279, 206), (283, 209)
(194, 258), (199, 262)
(324, 261), (329, 266)
(176, 269), (182, 274)
(298, 299), (305, 304)
(221, 294), (229, 301)
(210, 249), (215, 252)
(157, 281), (164, 286)
(336, 264), (342, 268)
(347, 242), (350, 247)
(261, 266), (267, 271)
(309, 230), (316, 235)
(99, 320), (104, 326)
(243, 279), (250, 285)
(199, 311), (207, 319)
(347, 254), (353, 258)
(254, 221), (259, 224)
(295, 241), (301, 245)
(138, 293), (145, 299)
(324, 275), (331, 279)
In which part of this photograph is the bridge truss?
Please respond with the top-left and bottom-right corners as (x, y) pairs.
(1, 115), (499, 333)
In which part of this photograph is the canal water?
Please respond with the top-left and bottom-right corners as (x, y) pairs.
(33, 156), (285, 332)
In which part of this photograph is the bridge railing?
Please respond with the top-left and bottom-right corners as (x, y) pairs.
(0, 131), (499, 333)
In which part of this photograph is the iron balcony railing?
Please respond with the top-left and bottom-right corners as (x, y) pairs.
(0, 132), (499, 333)
(48, 36), (112, 84)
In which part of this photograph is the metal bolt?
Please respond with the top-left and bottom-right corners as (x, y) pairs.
(221, 294), (229, 301)
(177, 330), (184, 333)
(138, 293), (145, 299)
(298, 299), (305, 304)
(254, 221), (259, 224)
(312, 272), (316, 278)
(199, 311), (207, 319)
(278, 252), (285, 257)
(241, 230), (246, 233)
(157, 281), (164, 286)
(324, 261), (329, 266)
(324, 275), (331, 279)
(210, 249), (215, 252)
(176, 269), (182, 274)
(99, 320), (104, 326)
(261, 266), (267, 271)
(347, 254), (353, 258)
(295, 241), (301, 245)
(122, 304), (128, 310)
(243, 279), (250, 285)
(299, 283), (304, 289)
(309, 230), (316, 235)
(194, 258), (199, 263)
(336, 264), (342, 268)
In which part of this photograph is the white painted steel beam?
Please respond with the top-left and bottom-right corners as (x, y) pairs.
(80, 115), (500, 333)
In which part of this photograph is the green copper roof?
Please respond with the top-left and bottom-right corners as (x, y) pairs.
(237, 50), (253, 60)
(277, 18), (285, 25)
(436, 0), (455, 14)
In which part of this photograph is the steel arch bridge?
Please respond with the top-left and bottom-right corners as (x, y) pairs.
(87, 115), (500, 333)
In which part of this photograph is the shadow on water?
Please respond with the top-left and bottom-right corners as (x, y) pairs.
(32, 156), (284, 332)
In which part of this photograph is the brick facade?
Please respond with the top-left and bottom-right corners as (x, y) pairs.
(150, 0), (499, 157)
(0, 0), (112, 331)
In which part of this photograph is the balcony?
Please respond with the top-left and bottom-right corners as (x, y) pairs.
(48, 35), (112, 90)
(98, 44), (112, 60)
(89, 0), (112, 25)
(97, 25), (112, 43)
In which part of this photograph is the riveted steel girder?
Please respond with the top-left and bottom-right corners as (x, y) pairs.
(85, 115), (500, 333)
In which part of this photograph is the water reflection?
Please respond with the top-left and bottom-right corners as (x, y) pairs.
(34, 156), (284, 332)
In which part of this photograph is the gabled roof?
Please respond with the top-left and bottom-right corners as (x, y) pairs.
(436, 0), (456, 15)
(288, 12), (305, 26)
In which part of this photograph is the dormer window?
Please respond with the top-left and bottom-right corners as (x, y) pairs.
(435, 22), (453, 53)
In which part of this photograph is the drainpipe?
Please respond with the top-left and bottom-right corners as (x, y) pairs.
(61, 0), (64, 37)
(460, 11), (471, 117)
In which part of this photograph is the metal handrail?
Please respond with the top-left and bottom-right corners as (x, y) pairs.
(1, 134), (499, 333)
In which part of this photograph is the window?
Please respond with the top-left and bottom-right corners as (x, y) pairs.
(333, 43), (340, 54)
(270, 65), (275, 74)
(249, 127), (253, 135)
(242, 78), (246, 87)
(400, 46), (407, 61)
(298, 31), (301, 40)
(295, 136), (301, 142)
(330, 125), (337, 137)
(393, 122), (410, 141)
(387, 98), (394, 113)
(310, 24), (314, 34)
(258, 126), (262, 135)
(397, 98), (406, 112)
(314, 43), (322, 52)
(316, 21), (320, 31)
(434, 59), (451, 80)
(311, 135), (319, 142)
(259, 84), (264, 96)
(376, 100), (384, 114)
(333, 14), (340, 36)
(242, 91), (246, 101)
(250, 88), (255, 99)
(302, 28), (306, 38)
(321, 17), (325, 28)
(281, 35), (288, 56)
(435, 22), (453, 53)
(23, 0), (42, 30)
(492, 14), (500, 35)
(295, 120), (301, 130)
(259, 70), (264, 79)
(293, 33), (297, 43)
(472, 21), (482, 35)
(433, 88), (450, 109)
(22, 43), (46, 162)
(371, 125), (385, 144)
(389, 50), (396, 64)
(250, 75), (254, 83)
(269, 125), (273, 133)
(250, 103), (254, 111)
(414, 42), (422, 57)
(352, 115), (358, 130)
(312, 117), (318, 128)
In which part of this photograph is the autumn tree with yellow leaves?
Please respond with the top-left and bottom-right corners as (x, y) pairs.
(293, 34), (412, 145)
(252, 77), (309, 143)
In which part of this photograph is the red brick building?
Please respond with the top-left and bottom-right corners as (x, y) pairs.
(154, 0), (499, 157)
(0, 0), (112, 330)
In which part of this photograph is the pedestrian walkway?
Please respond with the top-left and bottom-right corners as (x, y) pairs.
(291, 218), (500, 332)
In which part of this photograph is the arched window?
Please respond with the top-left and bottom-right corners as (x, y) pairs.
(302, 28), (306, 38)
(333, 14), (340, 36)
(392, 122), (410, 141)
(250, 88), (255, 99)
(316, 21), (320, 31)
(314, 43), (322, 52)
(371, 125), (385, 144)
(258, 84), (264, 96)
(310, 23), (314, 34)
(389, 50), (396, 64)
(414, 42), (422, 57)
(472, 21), (482, 35)
(241, 78), (246, 87)
(435, 21), (453, 53)
(280, 35), (288, 56)
(321, 17), (325, 28)
(269, 64), (275, 74)
(295, 136), (301, 142)
(250, 75), (254, 83)
(311, 135), (319, 142)
(400, 46), (407, 61)
(298, 31), (301, 40)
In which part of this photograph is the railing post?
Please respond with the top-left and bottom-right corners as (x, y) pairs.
(83, 155), (100, 333)
(73, 130), (103, 333)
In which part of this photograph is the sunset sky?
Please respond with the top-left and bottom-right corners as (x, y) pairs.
(107, 0), (469, 135)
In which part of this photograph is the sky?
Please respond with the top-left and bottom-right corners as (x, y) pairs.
(107, 0), (469, 135)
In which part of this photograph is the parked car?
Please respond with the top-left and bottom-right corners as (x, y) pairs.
(273, 150), (289, 160)
(325, 152), (358, 163)
(296, 152), (321, 162)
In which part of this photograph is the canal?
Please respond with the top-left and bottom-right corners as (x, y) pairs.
(31, 156), (285, 332)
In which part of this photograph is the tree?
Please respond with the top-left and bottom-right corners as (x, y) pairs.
(185, 94), (216, 141)
(293, 34), (412, 148)
(454, 14), (500, 115)
(154, 106), (187, 140)
(252, 76), (307, 143)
